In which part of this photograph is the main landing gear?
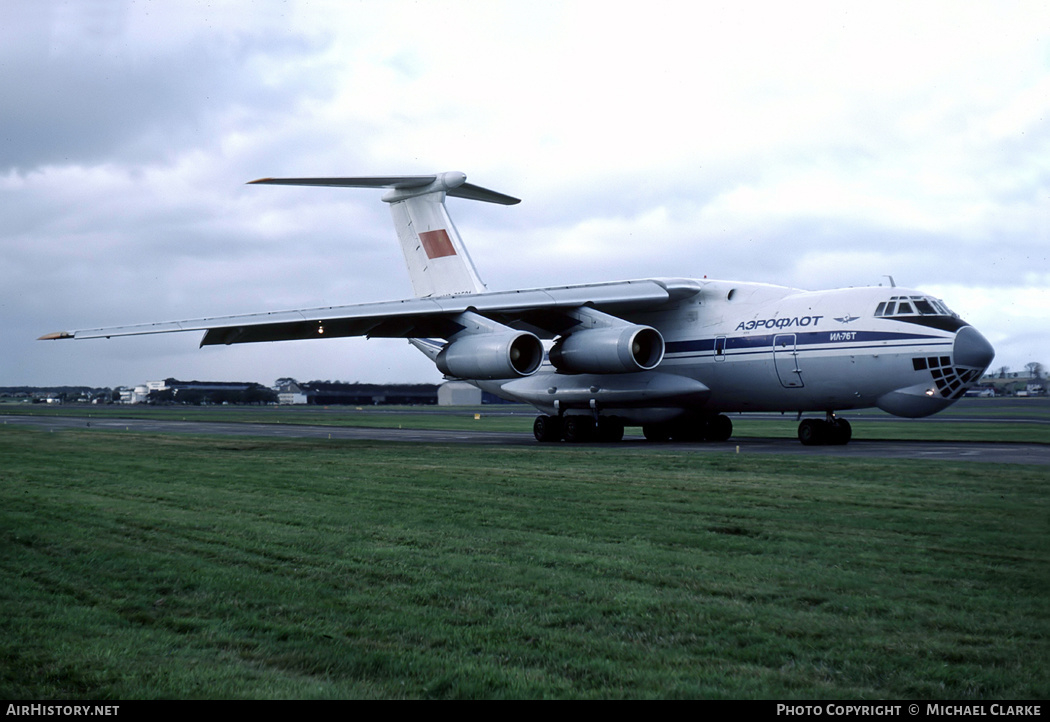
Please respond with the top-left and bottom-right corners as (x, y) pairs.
(798, 413), (852, 446)
(533, 413), (734, 443)
(533, 415), (625, 443)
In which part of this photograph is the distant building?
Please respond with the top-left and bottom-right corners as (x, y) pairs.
(277, 381), (439, 405)
(278, 391), (309, 405)
(119, 385), (150, 404)
(1023, 383), (1046, 397)
(118, 379), (277, 405)
(438, 381), (482, 405)
(973, 371), (1047, 397)
(276, 380), (308, 404)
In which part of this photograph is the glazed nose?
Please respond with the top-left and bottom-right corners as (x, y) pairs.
(953, 326), (995, 369)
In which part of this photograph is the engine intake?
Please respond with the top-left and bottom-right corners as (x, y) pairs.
(436, 331), (543, 380)
(549, 325), (664, 374)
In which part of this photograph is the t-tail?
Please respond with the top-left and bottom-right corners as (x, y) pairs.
(248, 172), (519, 297)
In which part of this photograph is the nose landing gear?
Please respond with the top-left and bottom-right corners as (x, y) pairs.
(798, 412), (852, 446)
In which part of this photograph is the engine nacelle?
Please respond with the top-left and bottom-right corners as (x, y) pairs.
(435, 331), (543, 380)
(549, 325), (664, 374)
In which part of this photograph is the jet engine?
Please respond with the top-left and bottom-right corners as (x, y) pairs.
(435, 331), (543, 380)
(549, 325), (664, 374)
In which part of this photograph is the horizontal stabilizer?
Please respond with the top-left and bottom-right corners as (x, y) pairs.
(446, 183), (521, 205)
(248, 173), (520, 205)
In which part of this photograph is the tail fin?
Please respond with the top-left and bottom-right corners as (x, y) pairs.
(248, 172), (519, 298)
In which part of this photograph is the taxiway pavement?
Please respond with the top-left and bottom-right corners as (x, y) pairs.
(3, 414), (1047, 465)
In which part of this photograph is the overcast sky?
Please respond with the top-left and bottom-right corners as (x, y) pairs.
(3, 0), (1048, 388)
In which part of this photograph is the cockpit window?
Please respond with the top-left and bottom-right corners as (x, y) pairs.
(914, 299), (935, 315)
(875, 295), (958, 318)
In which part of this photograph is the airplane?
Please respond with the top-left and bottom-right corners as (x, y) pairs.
(40, 171), (996, 445)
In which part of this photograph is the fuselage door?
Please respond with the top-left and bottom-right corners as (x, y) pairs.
(773, 333), (804, 388)
(714, 336), (727, 362)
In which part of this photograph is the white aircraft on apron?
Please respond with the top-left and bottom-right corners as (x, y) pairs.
(41, 172), (995, 445)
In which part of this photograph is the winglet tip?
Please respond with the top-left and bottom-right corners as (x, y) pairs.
(246, 177), (273, 185)
(38, 331), (72, 341)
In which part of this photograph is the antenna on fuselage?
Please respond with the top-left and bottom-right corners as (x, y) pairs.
(883, 275), (896, 288)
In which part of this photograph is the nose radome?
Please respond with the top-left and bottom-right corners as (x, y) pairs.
(954, 326), (995, 369)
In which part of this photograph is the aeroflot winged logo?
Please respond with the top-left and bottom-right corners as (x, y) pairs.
(835, 314), (859, 324)
(419, 229), (457, 259)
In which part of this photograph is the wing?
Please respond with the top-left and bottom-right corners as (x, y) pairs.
(40, 278), (702, 346)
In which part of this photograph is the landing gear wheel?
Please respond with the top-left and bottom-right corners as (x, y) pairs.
(798, 418), (826, 446)
(642, 423), (671, 442)
(706, 414), (733, 442)
(829, 418), (852, 445)
(798, 417), (851, 446)
(533, 415), (562, 442)
(562, 416), (595, 443)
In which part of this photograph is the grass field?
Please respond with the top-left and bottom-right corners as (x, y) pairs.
(1, 424), (1047, 699)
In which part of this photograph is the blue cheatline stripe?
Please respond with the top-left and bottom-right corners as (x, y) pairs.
(665, 330), (947, 356)
(666, 343), (953, 362)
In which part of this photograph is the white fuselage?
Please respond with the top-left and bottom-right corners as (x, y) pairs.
(477, 279), (993, 425)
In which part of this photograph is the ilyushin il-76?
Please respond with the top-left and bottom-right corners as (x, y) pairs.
(42, 172), (995, 445)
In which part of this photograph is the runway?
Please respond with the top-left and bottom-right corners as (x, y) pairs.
(4, 413), (1048, 465)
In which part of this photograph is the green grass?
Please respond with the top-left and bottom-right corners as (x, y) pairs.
(1, 426), (1047, 698)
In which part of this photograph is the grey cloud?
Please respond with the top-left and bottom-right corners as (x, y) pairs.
(1, 21), (328, 172)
